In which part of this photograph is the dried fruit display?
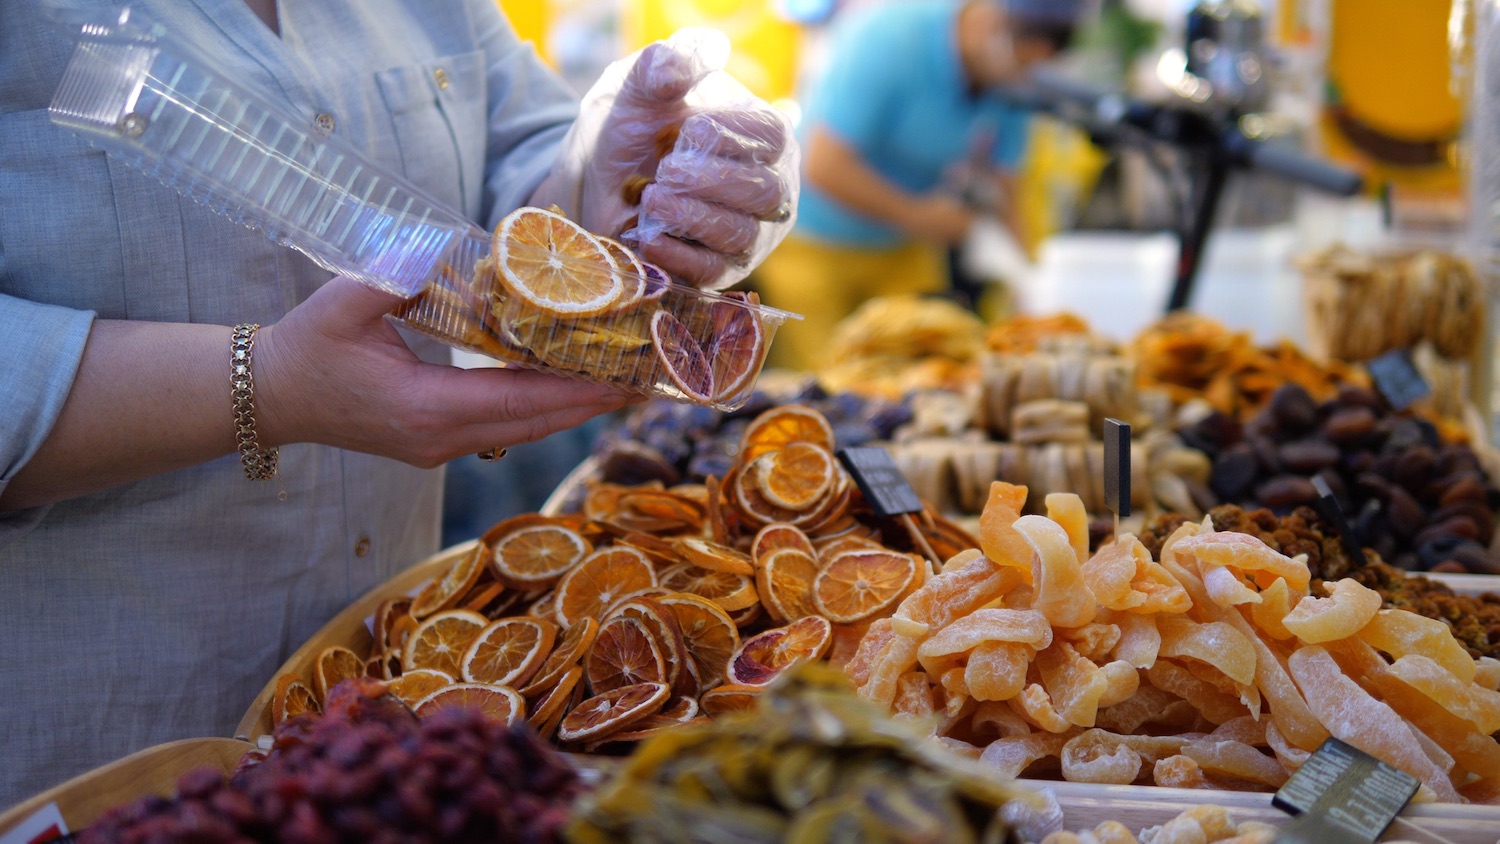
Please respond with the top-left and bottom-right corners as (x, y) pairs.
(270, 404), (974, 752)
(1040, 805), (1279, 844)
(850, 480), (1500, 803)
(566, 663), (1036, 843)
(1177, 381), (1500, 574)
(814, 295), (988, 400)
(82, 678), (584, 843)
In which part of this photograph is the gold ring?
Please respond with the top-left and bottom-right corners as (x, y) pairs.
(477, 447), (508, 462)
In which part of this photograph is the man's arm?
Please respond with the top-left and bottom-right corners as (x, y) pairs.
(804, 125), (974, 246)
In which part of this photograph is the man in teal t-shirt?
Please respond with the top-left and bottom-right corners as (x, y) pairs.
(758, 0), (1084, 369)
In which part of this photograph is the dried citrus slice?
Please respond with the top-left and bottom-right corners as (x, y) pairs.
(461, 581), (507, 615)
(374, 597), (412, 651)
(738, 404), (836, 464)
(658, 563), (758, 612)
(412, 682), (524, 725)
(403, 609), (490, 677)
(494, 206), (624, 317)
(609, 596), (690, 688)
(385, 668), (454, 708)
(488, 522), (592, 590)
(673, 537), (755, 576)
(557, 682), (671, 743)
(702, 291), (768, 404)
(586, 615), (668, 693)
(813, 549), (919, 624)
(312, 645), (366, 704)
(460, 617), (557, 687)
(752, 523), (817, 564)
(272, 675), (319, 725)
(756, 547), (821, 623)
(521, 615), (600, 698)
(650, 310), (714, 403)
(638, 262), (671, 306)
(409, 544), (487, 620)
(733, 455), (818, 527)
(727, 615), (833, 686)
(597, 235), (648, 307)
(526, 663), (584, 736)
(700, 684), (764, 718)
(554, 546), (658, 629)
(656, 592), (741, 690)
(756, 441), (836, 511)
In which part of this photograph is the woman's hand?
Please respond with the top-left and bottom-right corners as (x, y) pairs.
(256, 276), (636, 468)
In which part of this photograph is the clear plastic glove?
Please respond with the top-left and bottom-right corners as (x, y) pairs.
(256, 276), (636, 468)
(530, 29), (799, 291)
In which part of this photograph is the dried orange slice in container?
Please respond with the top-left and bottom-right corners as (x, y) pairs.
(756, 442), (836, 511)
(705, 291), (768, 404)
(812, 549), (919, 624)
(738, 404), (836, 464)
(521, 615), (600, 697)
(586, 615), (668, 693)
(494, 207), (624, 318)
(756, 547), (821, 623)
(557, 681), (671, 743)
(409, 544), (487, 620)
(385, 668), (453, 707)
(727, 615), (833, 687)
(554, 546), (658, 628)
(488, 522), (591, 590)
(412, 683), (524, 725)
(699, 684), (764, 718)
(658, 564), (759, 612)
(403, 609), (490, 677)
(460, 617), (557, 687)
(650, 310), (714, 403)
(609, 597), (690, 687)
(312, 645), (367, 703)
(527, 663), (584, 736)
(272, 675), (320, 725)
(752, 523), (817, 564)
(673, 537), (755, 576)
(656, 592), (741, 690)
(597, 236), (648, 307)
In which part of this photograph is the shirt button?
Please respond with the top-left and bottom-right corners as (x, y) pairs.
(434, 67), (449, 90)
(314, 112), (336, 134)
(354, 536), (371, 558)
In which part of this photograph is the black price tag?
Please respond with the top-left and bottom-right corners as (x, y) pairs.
(1367, 349), (1430, 411)
(1310, 476), (1368, 568)
(1103, 418), (1131, 519)
(1272, 737), (1419, 844)
(837, 447), (924, 518)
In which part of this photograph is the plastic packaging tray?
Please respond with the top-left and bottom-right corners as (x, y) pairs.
(46, 6), (794, 410)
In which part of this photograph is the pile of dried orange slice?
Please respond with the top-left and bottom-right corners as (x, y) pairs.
(397, 206), (771, 407)
(268, 404), (976, 750)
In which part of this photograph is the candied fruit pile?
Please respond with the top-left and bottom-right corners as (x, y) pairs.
(566, 663), (1037, 843)
(847, 481), (1500, 803)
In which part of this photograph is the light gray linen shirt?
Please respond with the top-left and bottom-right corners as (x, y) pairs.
(0, 0), (578, 802)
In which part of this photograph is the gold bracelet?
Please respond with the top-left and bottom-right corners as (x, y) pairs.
(231, 323), (279, 481)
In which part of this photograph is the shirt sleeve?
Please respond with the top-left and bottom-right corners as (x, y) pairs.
(991, 109), (1032, 169)
(470, 0), (580, 229)
(806, 14), (905, 150)
(0, 293), (93, 527)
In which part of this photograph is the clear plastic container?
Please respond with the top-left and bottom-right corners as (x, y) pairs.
(45, 5), (796, 410)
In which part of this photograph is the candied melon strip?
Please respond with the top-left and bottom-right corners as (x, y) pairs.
(979, 481), (1034, 571)
(1281, 579), (1383, 645)
(1036, 640), (1111, 728)
(1014, 514), (1097, 629)
(891, 552), (1025, 640)
(1044, 492), (1090, 565)
(1287, 645), (1461, 802)
(1173, 530), (1311, 592)
(1387, 654), (1500, 735)
(1157, 615), (1257, 686)
(1359, 609), (1477, 684)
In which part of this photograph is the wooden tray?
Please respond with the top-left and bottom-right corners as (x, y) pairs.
(0, 738), (251, 838)
(234, 540), (479, 743)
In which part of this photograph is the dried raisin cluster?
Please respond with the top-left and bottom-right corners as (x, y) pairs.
(81, 679), (583, 843)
